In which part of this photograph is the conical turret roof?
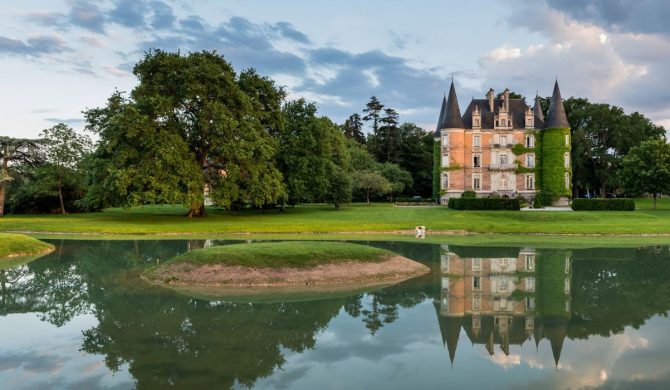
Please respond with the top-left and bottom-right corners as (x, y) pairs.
(439, 81), (465, 129)
(434, 95), (447, 137)
(545, 80), (570, 129)
(534, 94), (545, 129)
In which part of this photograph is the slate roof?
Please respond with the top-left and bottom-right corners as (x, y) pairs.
(439, 81), (465, 129)
(545, 80), (570, 129)
(461, 98), (530, 129)
(534, 95), (545, 129)
(434, 95), (447, 137)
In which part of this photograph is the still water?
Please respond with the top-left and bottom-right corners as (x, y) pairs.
(1, 240), (670, 389)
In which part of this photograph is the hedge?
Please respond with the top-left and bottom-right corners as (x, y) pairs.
(571, 198), (635, 211)
(448, 198), (520, 210)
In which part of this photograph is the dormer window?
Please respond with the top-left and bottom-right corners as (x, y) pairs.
(474, 118), (480, 127)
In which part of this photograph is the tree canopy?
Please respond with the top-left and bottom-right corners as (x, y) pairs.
(83, 50), (286, 216)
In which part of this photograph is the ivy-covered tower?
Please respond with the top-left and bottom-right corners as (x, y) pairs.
(541, 81), (572, 205)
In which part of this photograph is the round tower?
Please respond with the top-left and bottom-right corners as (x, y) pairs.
(541, 80), (572, 206)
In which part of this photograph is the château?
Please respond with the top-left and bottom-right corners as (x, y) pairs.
(434, 81), (572, 205)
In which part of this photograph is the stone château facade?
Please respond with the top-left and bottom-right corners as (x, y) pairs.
(433, 81), (572, 205)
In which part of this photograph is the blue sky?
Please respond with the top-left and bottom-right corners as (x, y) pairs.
(2, 0), (670, 138)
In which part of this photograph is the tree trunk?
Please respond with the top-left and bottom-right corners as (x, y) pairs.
(653, 193), (657, 210)
(187, 203), (206, 218)
(600, 183), (607, 198)
(0, 181), (5, 218)
(366, 190), (370, 205)
(57, 179), (66, 214)
(0, 155), (7, 217)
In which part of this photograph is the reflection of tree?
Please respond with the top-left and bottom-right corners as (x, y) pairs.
(81, 290), (345, 388)
(569, 247), (670, 339)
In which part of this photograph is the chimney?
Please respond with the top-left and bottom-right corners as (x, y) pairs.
(503, 88), (510, 112)
(486, 88), (495, 112)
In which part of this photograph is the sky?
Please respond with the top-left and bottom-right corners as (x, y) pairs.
(2, 0), (670, 138)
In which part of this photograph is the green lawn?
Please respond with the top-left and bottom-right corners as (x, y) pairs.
(0, 233), (54, 258)
(1, 198), (669, 236)
(166, 241), (394, 268)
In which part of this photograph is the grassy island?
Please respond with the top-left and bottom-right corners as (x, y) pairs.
(0, 233), (54, 258)
(146, 241), (430, 291)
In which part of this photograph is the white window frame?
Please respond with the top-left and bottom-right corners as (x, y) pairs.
(473, 174), (481, 190)
(526, 134), (534, 148)
(472, 295), (481, 311)
(564, 152), (570, 168)
(473, 134), (480, 147)
(473, 154), (481, 168)
(441, 154), (449, 167)
(472, 258), (482, 271)
(525, 254), (535, 271)
(442, 173), (449, 189)
(442, 134), (449, 147)
(526, 174), (534, 190)
(500, 154), (508, 165)
(473, 276), (481, 291)
(565, 134), (570, 146)
(525, 277), (535, 292)
(565, 172), (570, 189)
(526, 153), (535, 168)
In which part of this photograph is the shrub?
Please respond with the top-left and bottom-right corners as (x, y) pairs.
(461, 190), (477, 199)
(533, 191), (554, 208)
(571, 198), (635, 211)
(448, 198), (520, 210)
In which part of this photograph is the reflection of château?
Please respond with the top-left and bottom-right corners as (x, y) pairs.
(435, 245), (572, 367)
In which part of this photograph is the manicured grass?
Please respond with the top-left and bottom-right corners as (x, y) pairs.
(169, 241), (394, 268)
(1, 198), (670, 235)
(0, 233), (54, 258)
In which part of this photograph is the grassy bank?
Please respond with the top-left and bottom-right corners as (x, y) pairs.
(0, 233), (54, 258)
(1, 198), (669, 236)
(168, 241), (394, 268)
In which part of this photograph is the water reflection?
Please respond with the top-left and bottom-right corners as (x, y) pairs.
(0, 240), (669, 388)
(436, 246), (572, 366)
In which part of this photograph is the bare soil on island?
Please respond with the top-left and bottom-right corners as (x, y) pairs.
(147, 255), (430, 291)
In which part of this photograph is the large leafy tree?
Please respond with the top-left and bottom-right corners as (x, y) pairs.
(352, 170), (391, 204)
(83, 50), (286, 216)
(395, 122), (434, 197)
(278, 99), (351, 207)
(0, 136), (44, 217)
(618, 139), (670, 210)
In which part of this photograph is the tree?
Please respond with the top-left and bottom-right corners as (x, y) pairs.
(83, 50), (286, 217)
(352, 170), (391, 204)
(0, 136), (44, 217)
(39, 124), (92, 214)
(619, 139), (670, 210)
(537, 97), (665, 197)
(395, 122), (434, 197)
(379, 162), (413, 202)
(342, 113), (365, 144)
(362, 96), (384, 135)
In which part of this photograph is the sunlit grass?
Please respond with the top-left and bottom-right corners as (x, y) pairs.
(1, 198), (669, 235)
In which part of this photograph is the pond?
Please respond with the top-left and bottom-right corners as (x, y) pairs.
(1, 239), (670, 389)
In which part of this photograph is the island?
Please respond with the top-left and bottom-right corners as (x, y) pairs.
(145, 241), (430, 295)
(0, 233), (55, 259)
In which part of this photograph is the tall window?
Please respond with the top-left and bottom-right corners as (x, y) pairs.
(501, 135), (508, 145)
(525, 277), (535, 292)
(441, 154), (449, 167)
(565, 172), (570, 189)
(473, 175), (481, 190)
(443, 134), (449, 147)
(442, 173), (449, 189)
(499, 174), (509, 190)
(500, 154), (508, 165)
(525, 254), (535, 270)
(473, 276), (481, 290)
(473, 296), (481, 311)
(526, 174), (534, 190)
(526, 134), (534, 147)
(473, 135), (480, 147)
(526, 153), (535, 167)
(565, 134), (570, 146)
(564, 152), (570, 167)
(472, 258), (482, 271)
(474, 118), (480, 127)
(473, 154), (481, 168)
